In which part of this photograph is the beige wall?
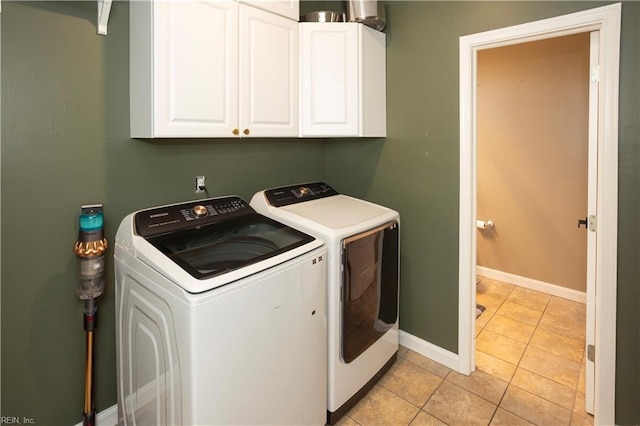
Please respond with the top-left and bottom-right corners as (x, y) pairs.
(477, 33), (590, 292)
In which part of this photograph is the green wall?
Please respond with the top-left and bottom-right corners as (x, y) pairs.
(326, 1), (639, 424)
(2, 1), (639, 425)
(1, 2), (325, 424)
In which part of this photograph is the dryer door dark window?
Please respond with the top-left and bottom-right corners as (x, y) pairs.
(341, 221), (399, 364)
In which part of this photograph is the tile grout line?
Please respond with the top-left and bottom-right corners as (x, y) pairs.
(477, 277), (518, 425)
(395, 353), (453, 425)
(370, 348), (450, 425)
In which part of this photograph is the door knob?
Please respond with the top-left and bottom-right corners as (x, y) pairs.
(232, 128), (239, 136)
(243, 128), (250, 136)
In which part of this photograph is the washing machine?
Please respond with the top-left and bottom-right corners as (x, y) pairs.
(251, 182), (399, 424)
(114, 196), (327, 425)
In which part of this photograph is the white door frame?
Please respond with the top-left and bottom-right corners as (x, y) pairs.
(458, 4), (620, 425)
(585, 30), (600, 415)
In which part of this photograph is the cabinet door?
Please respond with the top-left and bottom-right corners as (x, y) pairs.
(300, 23), (359, 137)
(239, 0), (299, 21)
(153, 1), (238, 137)
(239, 5), (299, 137)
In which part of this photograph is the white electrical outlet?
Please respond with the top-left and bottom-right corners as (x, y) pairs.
(195, 176), (205, 193)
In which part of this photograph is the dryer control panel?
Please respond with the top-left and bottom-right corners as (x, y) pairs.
(135, 196), (253, 238)
(265, 182), (339, 207)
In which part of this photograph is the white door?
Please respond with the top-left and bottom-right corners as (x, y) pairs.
(239, 4), (299, 137)
(584, 30), (599, 415)
(154, 0), (238, 137)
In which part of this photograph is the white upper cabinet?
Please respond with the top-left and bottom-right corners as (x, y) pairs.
(238, 0), (299, 21)
(130, 0), (299, 138)
(300, 23), (387, 138)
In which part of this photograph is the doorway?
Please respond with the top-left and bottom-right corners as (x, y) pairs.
(476, 33), (591, 301)
(474, 31), (591, 418)
(458, 4), (621, 426)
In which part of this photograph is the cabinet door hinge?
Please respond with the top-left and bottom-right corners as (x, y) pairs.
(588, 215), (597, 232)
(591, 65), (600, 83)
(587, 344), (596, 362)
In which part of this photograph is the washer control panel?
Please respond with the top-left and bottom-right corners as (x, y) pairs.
(264, 182), (339, 207)
(135, 196), (252, 238)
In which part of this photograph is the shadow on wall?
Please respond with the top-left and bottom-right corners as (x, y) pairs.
(19, 1), (96, 26)
(325, 138), (386, 198)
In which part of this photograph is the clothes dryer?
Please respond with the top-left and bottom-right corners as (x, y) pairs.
(251, 182), (399, 424)
(114, 196), (327, 425)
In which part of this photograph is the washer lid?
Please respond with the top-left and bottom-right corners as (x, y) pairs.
(281, 195), (391, 229)
(145, 214), (315, 280)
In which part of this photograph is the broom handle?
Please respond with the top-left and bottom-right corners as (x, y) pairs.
(83, 301), (97, 426)
(84, 329), (93, 414)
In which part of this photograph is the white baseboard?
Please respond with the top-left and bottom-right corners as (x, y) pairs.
(399, 329), (460, 372)
(73, 404), (117, 426)
(476, 266), (586, 304)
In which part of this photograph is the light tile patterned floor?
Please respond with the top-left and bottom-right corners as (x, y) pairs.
(336, 276), (594, 426)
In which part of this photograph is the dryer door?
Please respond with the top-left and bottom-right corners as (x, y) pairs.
(341, 221), (399, 363)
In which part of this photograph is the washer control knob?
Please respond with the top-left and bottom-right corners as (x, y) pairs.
(192, 205), (208, 218)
